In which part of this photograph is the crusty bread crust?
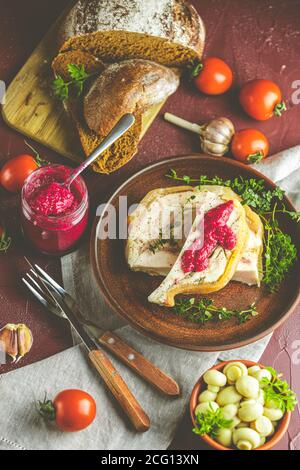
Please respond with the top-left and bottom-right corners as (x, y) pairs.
(84, 60), (180, 136)
(58, 0), (205, 65)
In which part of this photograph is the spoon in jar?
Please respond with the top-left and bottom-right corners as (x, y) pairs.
(63, 113), (135, 188)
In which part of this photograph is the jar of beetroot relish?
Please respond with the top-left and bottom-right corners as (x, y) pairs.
(21, 164), (89, 255)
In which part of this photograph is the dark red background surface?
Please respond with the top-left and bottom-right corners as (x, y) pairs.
(0, 0), (299, 450)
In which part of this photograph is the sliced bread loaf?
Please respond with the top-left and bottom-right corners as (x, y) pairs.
(52, 55), (179, 173)
(52, 50), (143, 173)
(58, 0), (205, 67)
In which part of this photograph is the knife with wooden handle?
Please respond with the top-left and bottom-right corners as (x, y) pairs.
(98, 331), (180, 397)
(89, 349), (150, 432)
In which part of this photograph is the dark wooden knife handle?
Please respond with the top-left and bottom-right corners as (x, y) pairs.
(89, 349), (150, 433)
(98, 331), (180, 397)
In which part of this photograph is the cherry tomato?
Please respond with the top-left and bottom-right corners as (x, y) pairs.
(39, 389), (96, 432)
(193, 57), (233, 95)
(0, 154), (38, 193)
(239, 79), (286, 121)
(231, 129), (269, 164)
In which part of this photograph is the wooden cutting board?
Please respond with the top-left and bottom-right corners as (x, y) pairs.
(1, 5), (165, 164)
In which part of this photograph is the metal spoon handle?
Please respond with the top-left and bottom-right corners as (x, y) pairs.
(65, 113), (135, 187)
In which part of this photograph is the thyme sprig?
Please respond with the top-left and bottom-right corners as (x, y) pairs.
(173, 297), (258, 325)
(148, 227), (177, 254)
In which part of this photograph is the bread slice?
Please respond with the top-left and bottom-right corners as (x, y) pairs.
(52, 50), (105, 80)
(75, 114), (143, 173)
(84, 60), (180, 136)
(126, 186), (264, 286)
(58, 0), (205, 67)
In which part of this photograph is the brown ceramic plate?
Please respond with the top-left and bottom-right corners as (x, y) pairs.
(91, 155), (300, 351)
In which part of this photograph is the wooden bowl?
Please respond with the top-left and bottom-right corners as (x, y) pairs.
(91, 155), (300, 351)
(190, 360), (291, 450)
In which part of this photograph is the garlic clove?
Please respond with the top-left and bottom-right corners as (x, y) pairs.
(201, 140), (228, 157)
(17, 324), (33, 361)
(0, 324), (19, 362)
(0, 323), (33, 363)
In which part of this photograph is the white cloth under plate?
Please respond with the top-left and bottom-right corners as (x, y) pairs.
(1, 146), (299, 450)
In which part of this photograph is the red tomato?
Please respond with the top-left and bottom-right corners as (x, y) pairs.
(52, 389), (96, 432)
(231, 129), (270, 164)
(239, 79), (286, 121)
(0, 154), (38, 193)
(193, 57), (233, 95)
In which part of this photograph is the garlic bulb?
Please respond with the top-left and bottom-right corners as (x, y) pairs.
(199, 117), (235, 156)
(164, 112), (235, 157)
(0, 323), (33, 363)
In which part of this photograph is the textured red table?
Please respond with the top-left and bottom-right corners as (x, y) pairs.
(0, 0), (299, 451)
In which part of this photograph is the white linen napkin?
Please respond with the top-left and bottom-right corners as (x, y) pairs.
(0, 146), (299, 450)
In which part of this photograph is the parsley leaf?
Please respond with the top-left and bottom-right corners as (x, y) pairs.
(53, 76), (69, 101)
(193, 405), (233, 438)
(52, 64), (92, 101)
(67, 63), (89, 81)
(262, 367), (297, 412)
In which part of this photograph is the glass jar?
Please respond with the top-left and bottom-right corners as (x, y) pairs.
(21, 164), (89, 255)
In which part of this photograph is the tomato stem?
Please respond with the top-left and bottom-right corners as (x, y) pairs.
(37, 394), (56, 422)
(190, 61), (203, 78)
(0, 227), (12, 253)
(24, 141), (49, 167)
(273, 101), (286, 117)
(247, 151), (264, 164)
